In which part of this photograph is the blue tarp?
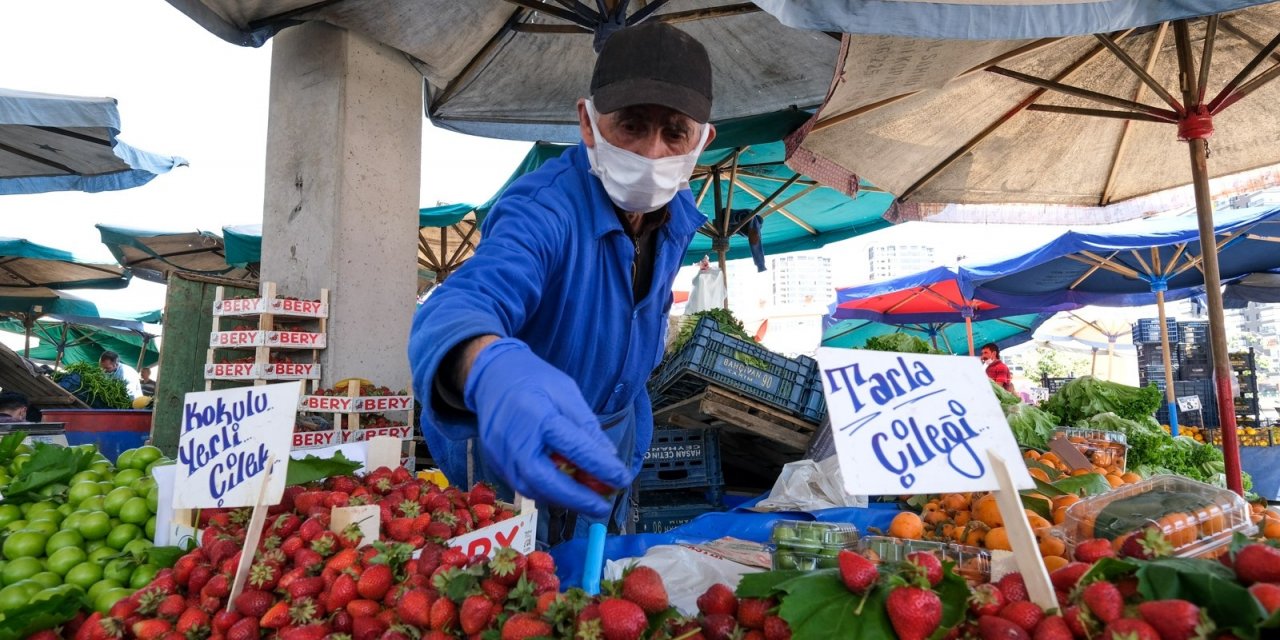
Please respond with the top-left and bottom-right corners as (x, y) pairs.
(1224, 271), (1280, 308)
(960, 207), (1280, 308)
(0, 88), (186, 195)
(753, 0), (1270, 40)
(550, 501), (903, 589)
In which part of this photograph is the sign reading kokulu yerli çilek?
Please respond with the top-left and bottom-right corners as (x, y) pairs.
(814, 348), (1033, 496)
(173, 382), (301, 509)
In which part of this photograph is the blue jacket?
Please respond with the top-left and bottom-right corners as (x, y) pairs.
(408, 143), (706, 487)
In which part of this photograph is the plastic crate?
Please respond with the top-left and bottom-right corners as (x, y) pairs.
(1179, 321), (1210, 344)
(1136, 344), (1171, 368)
(1139, 364), (1177, 384)
(1178, 343), (1211, 380)
(770, 521), (860, 570)
(1131, 318), (1179, 344)
(638, 427), (723, 496)
(800, 370), (828, 424)
(856, 536), (991, 584)
(650, 316), (814, 417)
(633, 491), (724, 534)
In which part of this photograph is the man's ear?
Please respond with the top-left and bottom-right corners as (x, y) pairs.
(577, 99), (595, 148)
(702, 123), (717, 151)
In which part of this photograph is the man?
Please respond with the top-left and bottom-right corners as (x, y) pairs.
(409, 22), (715, 543)
(99, 351), (125, 382)
(139, 367), (157, 397)
(981, 342), (1015, 392)
(0, 392), (28, 423)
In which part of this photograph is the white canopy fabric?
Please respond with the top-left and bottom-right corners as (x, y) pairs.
(164, 0), (839, 142)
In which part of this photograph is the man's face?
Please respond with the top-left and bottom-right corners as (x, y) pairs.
(1, 406), (25, 420)
(980, 347), (996, 361)
(578, 101), (715, 159)
(100, 359), (117, 374)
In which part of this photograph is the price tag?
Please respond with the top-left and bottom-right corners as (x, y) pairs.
(1177, 395), (1202, 412)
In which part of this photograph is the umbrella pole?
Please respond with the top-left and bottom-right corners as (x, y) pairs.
(717, 248), (729, 310)
(1155, 289), (1179, 436)
(965, 316), (975, 356)
(22, 316), (32, 358)
(1107, 340), (1115, 381)
(1190, 137), (1242, 494)
(1090, 347), (1098, 376)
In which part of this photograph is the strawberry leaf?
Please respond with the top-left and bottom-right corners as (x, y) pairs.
(0, 584), (86, 640)
(286, 451), (361, 487)
(930, 563), (970, 640)
(774, 569), (892, 639)
(1135, 557), (1266, 640)
(736, 570), (807, 598)
(1050, 473), (1112, 496)
(1078, 556), (1139, 586)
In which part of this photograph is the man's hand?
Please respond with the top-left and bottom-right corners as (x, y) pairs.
(464, 338), (631, 518)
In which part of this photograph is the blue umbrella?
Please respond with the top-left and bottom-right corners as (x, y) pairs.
(1223, 270), (1280, 307)
(960, 205), (1280, 433)
(0, 88), (186, 195)
(822, 311), (1054, 355)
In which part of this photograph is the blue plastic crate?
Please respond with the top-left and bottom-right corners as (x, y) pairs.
(638, 427), (723, 496)
(1178, 321), (1210, 344)
(1131, 318), (1179, 344)
(633, 491), (724, 534)
(650, 316), (815, 417)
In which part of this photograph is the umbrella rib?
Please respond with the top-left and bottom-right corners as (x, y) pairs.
(0, 262), (43, 287)
(1245, 234), (1280, 243)
(1208, 28), (1280, 113)
(694, 176), (713, 208)
(993, 317), (1032, 331)
(986, 66), (1179, 120)
(418, 233), (441, 269)
(722, 151), (741, 236)
(1101, 22), (1169, 206)
(1066, 252), (1141, 280)
(1211, 58), (1280, 114)
(651, 3), (758, 24)
(733, 181), (819, 234)
(446, 221), (480, 266)
(882, 288), (931, 315)
(1128, 249), (1154, 278)
(1165, 243), (1190, 276)
(1024, 104), (1172, 123)
(1198, 15), (1219, 103)
(0, 140), (79, 174)
(1093, 33), (1184, 112)
(900, 38), (1119, 201)
(503, 0), (597, 28)
(434, 8), (530, 111)
(746, 174), (800, 219)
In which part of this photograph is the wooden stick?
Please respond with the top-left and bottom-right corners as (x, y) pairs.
(988, 451), (1056, 610)
(226, 453), (276, 611)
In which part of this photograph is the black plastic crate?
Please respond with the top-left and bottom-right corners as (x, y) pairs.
(650, 316), (814, 417)
(1178, 321), (1210, 344)
(1139, 364), (1178, 384)
(1136, 344), (1171, 368)
(1132, 317), (1179, 344)
(633, 491), (724, 534)
(638, 427), (723, 497)
(1154, 379), (1218, 428)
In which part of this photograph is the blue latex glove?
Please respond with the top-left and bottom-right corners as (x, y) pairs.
(464, 338), (631, 519)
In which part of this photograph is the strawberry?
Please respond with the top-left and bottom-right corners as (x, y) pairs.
(260, 601), (291, 630)
(999, 601), (1045, 632)
(1100, 619), (1161, 640)
(133, 619), (172, 640)
(886, 586), (942, 640)
(247, 562), (281, 591)
(1050, 563), (1091, 594)
(1250, 583), (1280, 614)
(997, 573), (1029, 603)
(480, 578), (510, 602)
(203, 574), (231, 599)
(977, 615), (1030, 639)
(358, 564), (394, 601)
(326, 573), (359, 613)
(77, 612), (123, 640)
(1136, 599), (1213, 640)
(489, 548), (527, 587)
(212, 610), (242, 634)
(176, 608), (211, 636)
(1074, 538), (1116, 563)
(292, 548), (324, 572)
(353, 616), (388, 640)
(234, 590), (276, 619)
(697, 583), (739, 617)
(395, 589), (433, 627)
(526, 550), (556, 574)
(429, 597), (457, 631)
(472, 503), (496, 522)
(387, 518), (414, 542)
(621, 565), (669, 614)
(1119, 528), (1174, 560)
(347, 600), (383, 619)
(1032, 615), (1073, 640)
(1063, 606), (1088, 639)
(737, 598), (775, 630)
(906, 551), (943, 587)
(276, 623), (329, 640)
(1082, 581), (1124, 625)
(701, 613), (739, 640)
(763, 615), (791, 640)
(970, 583), (1007, 618)
(459, 595), (495, 635)
(298, 517), (327, 542)
(501, 612), (553, 640)
(837, 550), (878, 594)
(27, 630), (58, 640)
(226, 618), (261, 640)
(287, 576), (326, 601)
(599, 598), (648, 640)
(527, 569), (560, 594)
(1234, 544), (1280, 584)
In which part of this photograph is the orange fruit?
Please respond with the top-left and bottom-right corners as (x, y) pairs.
(1105, 474), (1125, 488)
(1053, 507), (1070, 525)
(954, 511), (971, 527)
(924, 509), (950, 525)
(1052, 495), (1081, 510)
(1263, 515), (1280, 540)
(972, 494), (1004, 528)
(985, 527), (1012, 551)
(1038, 535), (1066, 558)
(1041, 452), (1061, 464)
(889, 512), (924, 540)
(963, 524), (988, 547)
(940, 493), (971, 512)
(1029, 468), (1050, 483)
(1026, 513), (1052, 532)
(1071, 468), (1092, 477)
(1043, 555), (1070, 572)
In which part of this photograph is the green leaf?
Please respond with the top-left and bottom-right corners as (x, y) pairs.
(736, 570), (808, 599)
(1050, 473), (1112, 496)
(931, 563), (972, 639)
(0, 584), (87, 640)
(1079, 556), (1140, 586)
(1136, 558), (1266, 640)
(145, 546), (187, 569)
(1020, 493), (1052, 521)
(1030, 475), (1068, 497)
(0, 433), (24, 466)
(1, 443), (93, 504)
(285, 451), (362, 487)
(775, 570), (893, 640)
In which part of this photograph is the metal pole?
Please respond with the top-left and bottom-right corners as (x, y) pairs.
(965, 316), (975, 356)
(1091, 347), (1098, 376)
(22, 316), (32, 358)
(1156, 289), (1179, 436)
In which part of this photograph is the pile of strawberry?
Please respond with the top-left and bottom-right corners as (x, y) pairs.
(357, 415), (406, 430)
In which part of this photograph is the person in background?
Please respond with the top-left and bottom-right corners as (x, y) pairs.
(99, 351), (125, 382)
(981, 342), (1015, 392)
(0, 392), (28, 423)
(139, 367), (157, 397)
(408, 22), (716, 545)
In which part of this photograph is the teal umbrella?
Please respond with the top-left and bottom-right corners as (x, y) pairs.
(0, 287), (99, 358)
(416, 203), (480, 292)
(222, 224), (261, 270)
(0, 316), (158, 370)
(97, 224), (253, 283)
(822, 311), (1054, 355)
(0, 237), (129, 290)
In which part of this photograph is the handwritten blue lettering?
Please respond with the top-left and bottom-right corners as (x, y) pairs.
(183, 389), (271, 434)
(824, 356), (935, 414)
(208, 443), (269, 507)
(870, 399), (987, 489)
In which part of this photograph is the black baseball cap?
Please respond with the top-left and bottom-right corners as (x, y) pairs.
(590, 22), (713, 123)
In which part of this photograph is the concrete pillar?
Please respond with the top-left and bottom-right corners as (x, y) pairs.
(260, 22), (421, 388)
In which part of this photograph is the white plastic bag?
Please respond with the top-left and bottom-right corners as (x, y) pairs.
(754, 456), (868, 512)
(605, 544), (764, 615)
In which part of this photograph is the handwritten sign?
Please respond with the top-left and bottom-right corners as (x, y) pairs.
(173, 382), (301, 508)
(814, 348), (1033, 495)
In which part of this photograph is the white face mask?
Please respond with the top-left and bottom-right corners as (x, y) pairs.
(584, 100), (709, 213)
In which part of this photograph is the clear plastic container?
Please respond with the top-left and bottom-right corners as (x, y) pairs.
(770, 520), (859, 570)
(855, 536), (991, 584)
(1060, 475), (1255, 559)
(1052, 427), (1129, 472)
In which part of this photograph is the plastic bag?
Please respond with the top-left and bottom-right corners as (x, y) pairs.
(754, 457), (868, 512)
(604, 544), (764, 614)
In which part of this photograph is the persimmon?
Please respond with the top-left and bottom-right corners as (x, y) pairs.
(940, 493), (971, 512)
(1121, 472), (1142, 484)
(1029, 468), (1051, 483)
(1043, 555), (1070, 572)
(972, 494), (1004, 527)
(889, 512), (924, 540)
(1157, 512), (1196, 547)
(924, 509), (950, 525)
(1038, 535), (1066, 558)
(1026, 513), (1052, 532)
(985, 527), (1012, 551)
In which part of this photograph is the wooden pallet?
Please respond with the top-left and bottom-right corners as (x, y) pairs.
(0, 342), (88, 408)
(653, 385), (817, 451)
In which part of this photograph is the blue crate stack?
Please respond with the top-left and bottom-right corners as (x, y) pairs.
(632, 426), (727, 534)
(1134, 318), (1219, 426)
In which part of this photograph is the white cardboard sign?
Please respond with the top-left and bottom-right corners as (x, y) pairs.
(173, 382), (302, 509)
(814, 348), (1034, 495)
